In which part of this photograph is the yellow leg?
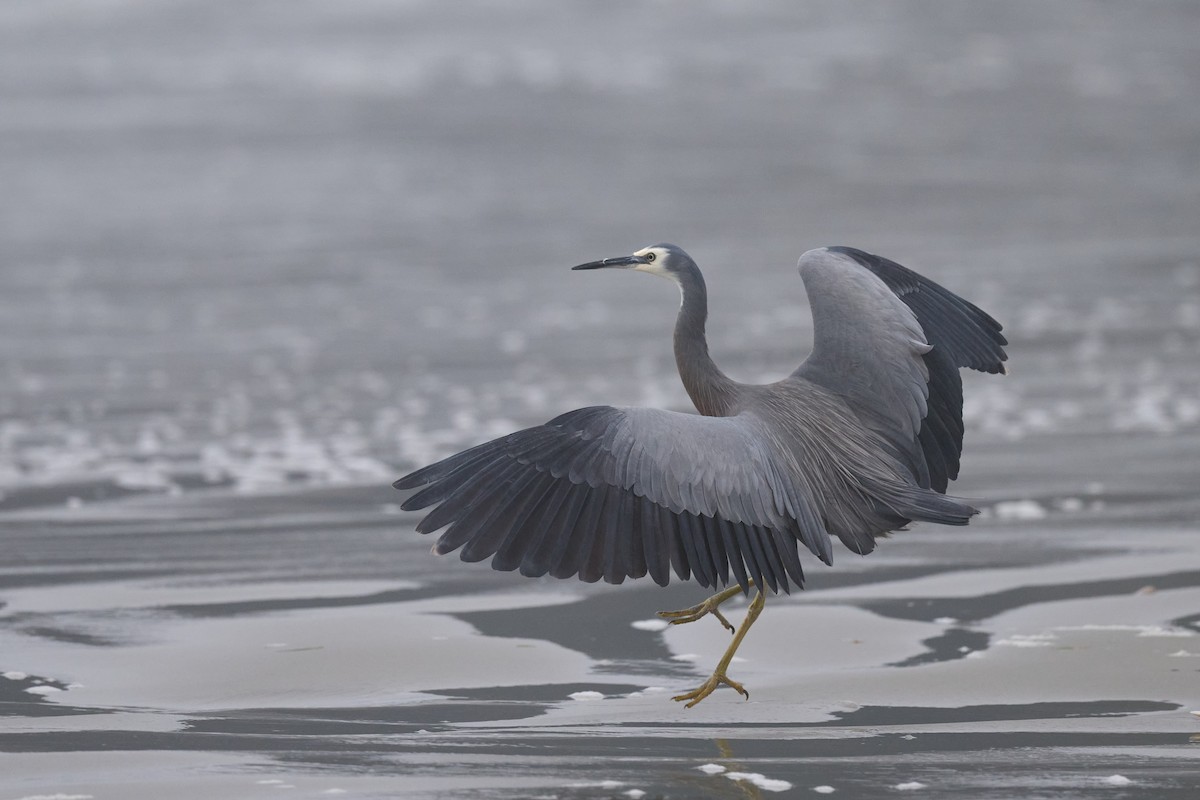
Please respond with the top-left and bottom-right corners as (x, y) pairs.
(657, 581), (754, 634)
(671, 590), (766, 708)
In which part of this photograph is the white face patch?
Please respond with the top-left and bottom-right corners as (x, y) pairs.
(631, 245), (683, 306)
(631, 246), (674, 280)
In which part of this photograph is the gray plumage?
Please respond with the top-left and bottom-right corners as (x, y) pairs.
(395, 244), (1007, 594)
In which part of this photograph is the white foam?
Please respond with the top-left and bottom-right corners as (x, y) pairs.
(696, 763), (727, 775)
(568, 690), (604, 701)
(623, 791), (647, 799)
(811, 786), (835, 794)
(1101, 775), (1132, 786)
(995, 633), (1057, 647)
(1113, 383), (1200, 434)
(25, 685), (63, 695)
(895, 782), (927, 791)
(2, 670), (28, 680)
(1055, 497), (1085, 512)
(724, 772), (793, 792)
(671, 653), (701, 661)
(631, 619), (669, 632)
(993, 499), (1047, 521)
(112, 467), (174, 491)
(1136, 626), (1193, 638)
(1055, 624), (1192, 638)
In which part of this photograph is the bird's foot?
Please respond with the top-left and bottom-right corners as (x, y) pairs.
(657, 599), (736, 633)
(656, 585), (745, 633)
(666, 590), (764, 709)
(671, 670), (749, 709)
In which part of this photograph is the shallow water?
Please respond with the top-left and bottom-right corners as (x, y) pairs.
(2, 2), (1200, 798)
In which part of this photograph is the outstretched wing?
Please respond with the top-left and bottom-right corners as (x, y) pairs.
(794, 247), (1007, 494)
(395, 405), (833, 594)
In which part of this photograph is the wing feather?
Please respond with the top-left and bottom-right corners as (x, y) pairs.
(717, 518), (752, 593)
(621, 491), (648, 582)
(770, 526), (806, 589)
(640, 496), (670, 586)
(678, 513), (713, 588)
(795, 247), (1007, 494)
(536, 481), (591, 578)
(764, 529), (791, 594)
(489, 471), (559, 571)
(795, 248), (932, 483)
(700, 515), (730, 587)
(555, 484), (608, 580)
(825, 247), (1007, 372)
(397, 403), (831, 592)
(454, 466), (545, 562)
(601, 488), (628, 584)
(512, 474), (577, 577)
(662, 504), (692, 582)
(732, 523), (764, 591)
(416, 458), (520, 535)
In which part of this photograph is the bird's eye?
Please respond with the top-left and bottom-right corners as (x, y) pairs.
(644, 252), (656, 262)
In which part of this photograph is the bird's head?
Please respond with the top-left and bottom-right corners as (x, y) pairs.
(571, 243), (694, 283)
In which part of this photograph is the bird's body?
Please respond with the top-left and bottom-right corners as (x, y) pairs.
(396, 243), (1007, 706)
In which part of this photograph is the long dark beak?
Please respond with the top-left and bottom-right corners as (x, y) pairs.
(571, 255), (649, 271)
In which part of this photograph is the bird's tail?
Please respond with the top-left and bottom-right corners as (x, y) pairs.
(876, 483), (978, 526)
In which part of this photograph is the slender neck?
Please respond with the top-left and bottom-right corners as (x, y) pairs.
(673, 265), (740, 417)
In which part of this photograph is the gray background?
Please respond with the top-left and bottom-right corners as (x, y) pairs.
(2, 1), (1199, 798)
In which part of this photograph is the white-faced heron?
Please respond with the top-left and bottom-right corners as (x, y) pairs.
(395, 244), (1007, 707)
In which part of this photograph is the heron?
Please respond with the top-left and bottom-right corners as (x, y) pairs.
(395, 244), (1007, 707)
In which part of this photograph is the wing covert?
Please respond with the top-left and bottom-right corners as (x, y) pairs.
(794, 247), (1008, 492)
(794, 247), (934, 485)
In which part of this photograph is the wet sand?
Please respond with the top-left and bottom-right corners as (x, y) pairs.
(2, 2), (1200, 798)
(4, 433), (1199, 798)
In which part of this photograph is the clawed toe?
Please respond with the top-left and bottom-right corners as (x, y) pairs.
(672, 672), (750, 708)
(657, 604), (736, 632)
